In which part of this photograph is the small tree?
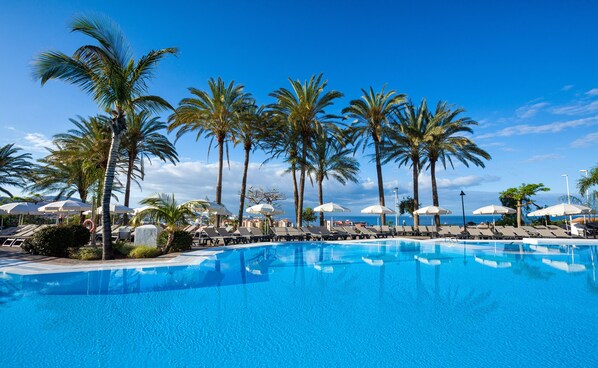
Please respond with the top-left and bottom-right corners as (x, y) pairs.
(399, 196), (416, 218)
(131, 193), (206, 254)
(499, 183), (550, 227)
(302, 208), (317, 226)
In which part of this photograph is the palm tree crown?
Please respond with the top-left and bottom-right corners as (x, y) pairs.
(168, 77), (249, 226)
(382, 99), (429, 227)
(342, 86), (405, 224)
(424, 102), (491, 225)
(0, 144), (33, 197)
(121, 111), (179, 213)
(269, 74), (343, 225)
(308, 132), (360, 225)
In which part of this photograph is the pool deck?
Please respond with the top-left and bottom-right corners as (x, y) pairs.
(1, 236), (596, 276)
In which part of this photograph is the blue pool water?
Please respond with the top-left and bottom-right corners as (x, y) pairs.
(1, 240), (597, 367)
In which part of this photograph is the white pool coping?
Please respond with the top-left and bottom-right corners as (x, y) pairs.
(1, 236), (595, 276)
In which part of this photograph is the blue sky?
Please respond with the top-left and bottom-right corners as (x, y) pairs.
(1, 0), (597, 216)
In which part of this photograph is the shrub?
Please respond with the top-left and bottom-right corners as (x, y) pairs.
(113, 241), (135, 257)
(157, 230), (193, 253)
(129, 246), (162, 259)
(71, 247), (102, 260)
(22, 226), (85, 257)
(64, 224), (91, 247)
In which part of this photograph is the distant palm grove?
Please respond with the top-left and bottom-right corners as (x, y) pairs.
(2, 14), (593, 260)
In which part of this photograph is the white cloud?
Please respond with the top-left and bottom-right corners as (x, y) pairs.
(586, 88), (598, 96)
(418, 173), (500, 190)
(571, 132), (598, 148)
(562, 85), (574, 91)
(477, 116), (598, 139)
(550, 100), (598, 115)
(526, 154), (562, 162)
(22, 133), (53, 153)
(515, 102), (549, 119)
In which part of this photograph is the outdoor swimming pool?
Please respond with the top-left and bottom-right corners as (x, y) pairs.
(1, 239), (596, 367)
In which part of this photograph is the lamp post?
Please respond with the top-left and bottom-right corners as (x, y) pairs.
(562, 174), (572, 230)
(459, 191), (466, 231)
(581, 169), (589, 224)
(393, 187), (399, 226)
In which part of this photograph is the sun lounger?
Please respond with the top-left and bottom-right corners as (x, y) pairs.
(364, 227), (388, 238)
(202, 227), (235, 245)
(249, 227), (273, 242)
(403, 225), (415, 236)
(521, 226), (540, 237)
(216, 227), (242, 244)
(417, 226), (429, 237)
(437, 226), (451, 237)
(549, 227), (573, 238)
(339, 226), (365, 239)
(330, 226), (350, 240)
(272, 227), (291, 241)
(3, 225), (47, 247)
(287, 227), (307, 241)
(393, 226), (405, 236)
(534, 228), (557, 238)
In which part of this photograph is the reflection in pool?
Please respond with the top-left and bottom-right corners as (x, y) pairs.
(0, 240), (597, 367)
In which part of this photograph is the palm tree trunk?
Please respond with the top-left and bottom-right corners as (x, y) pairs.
(215, 136), (224, 227)
(291, 162), (299, 224)
(101, 133), (122, 260)
(430, 159), (440, 227)
(78, 189), (87, 225)
(123, 152), (135, 224)
(516, 200), (522, 227)
(298, 137), (308, 226)
(237, 146), (250, 229)
(374, 142), (386, 225)
(413, 162), (420, 228)
(162, 231), (175, 255)
(318, 178), (324, 226)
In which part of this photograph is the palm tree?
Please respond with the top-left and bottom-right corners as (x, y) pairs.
(308, 132), (360, 225)
(131, 193), (206, 254)
(168, 77), (248, 226)
(342, 86), (405, 224)
(30, 146), (101, 204)
(269, 74), (342, 225)
(33, 14), (176, 260)
(259, 115), (301, 223)
(234, 102), (267, 227)
(120, 111), (178, 222)
(381, 99), (429, 228)
(424, 102), (491, 226)
(579, 165), (598, 196)
(0, 144), (33, 196)
(500, 183), (550, 227)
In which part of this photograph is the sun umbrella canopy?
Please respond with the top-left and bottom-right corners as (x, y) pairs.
(94, 204), (134, 214)
(313, 202), (351, 213)
(413, 206), (452, 215)
(211, 205), (233, 216)
(528, 203), (591, 217)
(0, 202), (42, 215)
(360, 205), (395, 214)
(38, 200), (91, 213)
(133, 205), (156, 215)
(247, 204), (276, 215)
(473, 205), (516, 215)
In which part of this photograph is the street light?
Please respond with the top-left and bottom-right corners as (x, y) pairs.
(459, 191), (466, 231)
(562, 174), (572, 230)
(393, 187), (399, 226)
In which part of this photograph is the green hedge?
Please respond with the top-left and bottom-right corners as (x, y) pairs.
(22, 225), (90, 257)
(157, 230), (193, 253)
(129, 246), (162, 258)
